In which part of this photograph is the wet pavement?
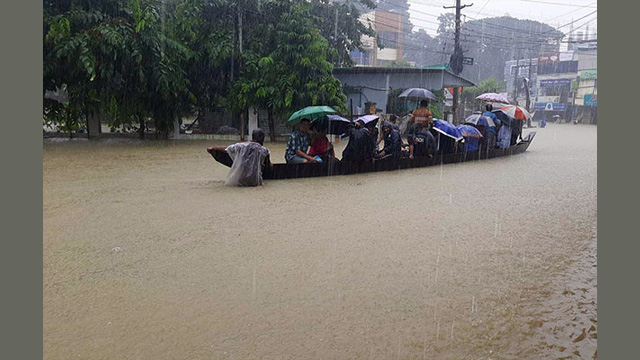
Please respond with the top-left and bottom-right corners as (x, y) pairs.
(43, 123), (596, 359)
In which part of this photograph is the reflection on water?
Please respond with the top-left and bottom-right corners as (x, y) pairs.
(43, 123), (596, 359)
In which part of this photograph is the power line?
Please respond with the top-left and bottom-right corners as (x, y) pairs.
(517, 0), (597, 8)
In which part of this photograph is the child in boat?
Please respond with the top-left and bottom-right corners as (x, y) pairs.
(309, 123), (335, 162)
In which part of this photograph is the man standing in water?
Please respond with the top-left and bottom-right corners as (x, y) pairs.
(207, 129), (271, 186)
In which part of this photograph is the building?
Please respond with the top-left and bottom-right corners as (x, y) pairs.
(333, 65), (475, 116)
(572, 43), (597, 123)
(534, 50), (578, 115)
(350, 10), (404, 67)
(502, 40), (596, 124)
(504, 57), (539, 106)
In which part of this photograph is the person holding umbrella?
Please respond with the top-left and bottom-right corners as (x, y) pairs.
(409, 99), (434, 129)
(285, 118), (319, 163)
(342, 120), (376, 162)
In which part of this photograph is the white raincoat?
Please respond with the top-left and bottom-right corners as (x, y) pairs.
(225, 142), (270, 186)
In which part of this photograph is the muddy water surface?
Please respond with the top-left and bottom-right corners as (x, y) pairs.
(43, 123), (596, 359)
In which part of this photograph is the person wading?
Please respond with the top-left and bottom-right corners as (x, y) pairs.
(207, 129), (271, 187)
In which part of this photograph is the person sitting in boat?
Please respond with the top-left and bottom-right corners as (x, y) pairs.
(285, 118), (319, 164)
(370, 126), (380, 153)
(409, 100), (434, 129)
(511, 119), (523, 146)
(376, 121), (403, 160)
(206, 128), (271, 187)
(342, 120), (375, 162)
(378, 114), (400, 146)
(407, 123), (435, 159)
(483, 104), (500, 128)
(308, 123), (335, 162)
(497, 121), (511, 149)
(480, 105), (499, 149)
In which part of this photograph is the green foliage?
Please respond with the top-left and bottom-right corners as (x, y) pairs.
(44, 0), (361, 137)
(44, 0), (197, 136)
(461, 77), (506, 110)
(387, 59), (413, 68)
(229, 2), (347, 121)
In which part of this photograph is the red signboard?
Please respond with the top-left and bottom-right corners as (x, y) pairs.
(538, 52), (560, 64)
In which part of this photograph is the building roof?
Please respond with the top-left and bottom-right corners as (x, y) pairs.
(333, 66), (476, 87)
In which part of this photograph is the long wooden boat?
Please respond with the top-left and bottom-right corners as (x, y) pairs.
(210, 132), (536, 180)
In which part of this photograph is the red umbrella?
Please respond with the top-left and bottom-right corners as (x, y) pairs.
(498, 105), (531, 121)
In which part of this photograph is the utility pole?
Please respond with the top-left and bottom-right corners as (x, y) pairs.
(444, 0), (472, 124)
(237, 3), (245, 141)
(512, 51), (519, 106)
(526, 55), (533, 127)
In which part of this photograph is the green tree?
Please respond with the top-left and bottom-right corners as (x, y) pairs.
(44, 0), (195, 139)
(460, 77), (506, 112)
(231, 3), (347, 138)
(309, 0), (376, 67)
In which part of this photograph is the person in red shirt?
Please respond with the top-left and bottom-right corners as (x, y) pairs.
(308, 123), (335, 161)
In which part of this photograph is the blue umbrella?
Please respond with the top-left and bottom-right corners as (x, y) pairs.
(457, 124), (483, 139)
(433, 119), (463, 141)
(457, 124), (483, 152)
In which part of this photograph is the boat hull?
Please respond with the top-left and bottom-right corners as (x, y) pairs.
(209, 132), (536, 180)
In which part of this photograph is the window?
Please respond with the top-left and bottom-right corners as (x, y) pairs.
(378, 31), (399, 48)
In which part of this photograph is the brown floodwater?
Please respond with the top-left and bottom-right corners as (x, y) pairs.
(43, 123), (596, 359)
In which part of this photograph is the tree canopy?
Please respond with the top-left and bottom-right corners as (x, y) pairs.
(43, 0), (375, 137)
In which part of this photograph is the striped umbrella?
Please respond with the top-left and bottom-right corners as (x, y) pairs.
(498, 105), (531, 121)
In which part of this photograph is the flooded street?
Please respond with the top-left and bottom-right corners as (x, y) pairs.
(43, 123), (596, 359)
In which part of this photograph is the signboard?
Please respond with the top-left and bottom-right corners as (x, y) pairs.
(559, 51), (574, 62)
(538, 52), (560, 63)
(462, 57), (474, 65)
(534, 102), (567, 111)
(579, 69), (597, 80)
(584, 94), (597, 106)
(539, 79), (573, 88)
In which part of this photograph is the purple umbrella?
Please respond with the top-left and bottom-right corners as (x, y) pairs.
(354, 114), (380, 126)
(476, 93), (509, 104)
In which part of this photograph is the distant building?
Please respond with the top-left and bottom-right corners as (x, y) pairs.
(504, 57), (539, 106)
(502, 41), (596, 124)
(351, 10), (403, 67)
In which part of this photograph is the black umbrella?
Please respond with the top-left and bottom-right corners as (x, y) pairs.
(311, 115), (352, 135)
(398, 88), (438, 101)
(492, 109), (516, 127)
